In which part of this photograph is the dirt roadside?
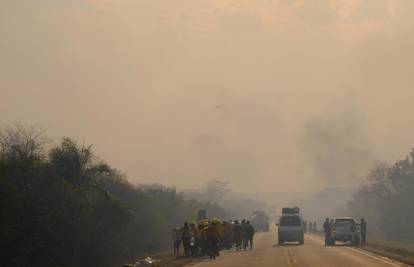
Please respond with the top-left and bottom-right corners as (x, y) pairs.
(122, 251), (203, 267)
(362, 242), (414, 266)
(310, 232), (414, 266)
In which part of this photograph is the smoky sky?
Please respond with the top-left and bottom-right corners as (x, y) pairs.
(1, 0), (414, 192)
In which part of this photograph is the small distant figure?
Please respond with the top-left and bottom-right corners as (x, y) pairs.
(182, 222), (191, 257)
(206, 222), (219, 259)
(329, 219), (334, 245)
(232, 221), (242, 251)
(241, 219), (248, 250)
(323, 218), (331, 246)
(308, 221), (313, 234)
(222, 221), (233, 249)
(313, 221), (317, 233)
(303, 220), (308, 233)
(189, 222), (199, 257)
(360, 218), (367, 246)
(173, 228), (182, 256)
(246, 220), (255, 249)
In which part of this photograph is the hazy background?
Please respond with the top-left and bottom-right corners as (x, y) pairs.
(2, 0), (414, 193)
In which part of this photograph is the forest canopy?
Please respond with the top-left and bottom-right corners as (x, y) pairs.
(348, 150), (414, 241)
(0, 125), (227, 267)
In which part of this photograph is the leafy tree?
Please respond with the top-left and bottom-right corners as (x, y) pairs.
(349, 150), (414, 241)
(0, 125), (228, 267)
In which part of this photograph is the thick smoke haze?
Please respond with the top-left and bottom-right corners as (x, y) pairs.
(1, 0), (414, 192)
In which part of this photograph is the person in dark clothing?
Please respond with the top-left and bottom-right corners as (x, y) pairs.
(360, 218), (367, 246)
(182, 222), (191, 256)
(323, 218), (331, 246)
(206, 222), (219, 259)
(221, 221), (233, 249)
(308, 221), (313, 234)
(241, 219), (248, 250)
(246, 221), (255, 249)
(329, 219), (335, 245)
(232, 221), (242, 251)
(198, 223), (208, 256)
(303, 220), (308, 234)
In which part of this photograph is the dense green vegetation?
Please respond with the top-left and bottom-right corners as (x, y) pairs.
(0, 125), (227, 267)
(348, 150), (414, 241)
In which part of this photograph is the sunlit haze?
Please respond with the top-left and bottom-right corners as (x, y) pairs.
(2, 0), (414, 192)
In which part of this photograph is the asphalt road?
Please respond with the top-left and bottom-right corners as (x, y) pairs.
(185, 231), (411, 267)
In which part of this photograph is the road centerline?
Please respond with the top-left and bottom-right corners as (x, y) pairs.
(284, 246), (296, 267)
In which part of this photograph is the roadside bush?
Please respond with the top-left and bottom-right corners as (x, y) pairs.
(0, 125), (227, 267)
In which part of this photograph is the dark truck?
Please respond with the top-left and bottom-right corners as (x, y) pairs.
(251, 210), (270, 232)
(331, 217), (360, 246)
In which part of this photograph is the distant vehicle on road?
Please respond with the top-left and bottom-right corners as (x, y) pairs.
(251, 210), (270, 232)
(282, 207), (300, 215)
(277, 207), (304, 245)
(331, 217), (360, 246)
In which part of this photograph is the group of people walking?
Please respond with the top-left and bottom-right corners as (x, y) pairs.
(232, 220), (255, 251)
(173, 219), (255, 260)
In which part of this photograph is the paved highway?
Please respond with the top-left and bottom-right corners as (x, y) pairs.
(185, 231), (411, 267)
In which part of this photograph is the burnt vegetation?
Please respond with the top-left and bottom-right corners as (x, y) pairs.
(0, 125), (226, 267)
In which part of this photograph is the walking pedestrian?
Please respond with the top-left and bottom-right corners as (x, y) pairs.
(232, 221), (242, 251)
(241, 219), (248, 250)
(360, 218), (367, 246)
(206, 222), (219, 259)
(323, 218), (331, 246)
(182, 222), (191, 256)
(246, 221), (255, 249)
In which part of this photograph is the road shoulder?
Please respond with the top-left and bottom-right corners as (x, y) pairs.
(306, 234), (414, 267)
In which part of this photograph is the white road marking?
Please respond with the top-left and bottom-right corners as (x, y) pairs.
(306, 235), (405, 267)
(345, 247), (403, 267)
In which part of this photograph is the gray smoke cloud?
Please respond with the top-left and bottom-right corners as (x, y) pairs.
(303, 105), (373, 187)
(1, 0), (414, 192)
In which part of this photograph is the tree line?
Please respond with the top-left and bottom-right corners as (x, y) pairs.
(348, 149), (414, 241)
(0, 125), (227, 267)
(184, 180), (269, 220)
